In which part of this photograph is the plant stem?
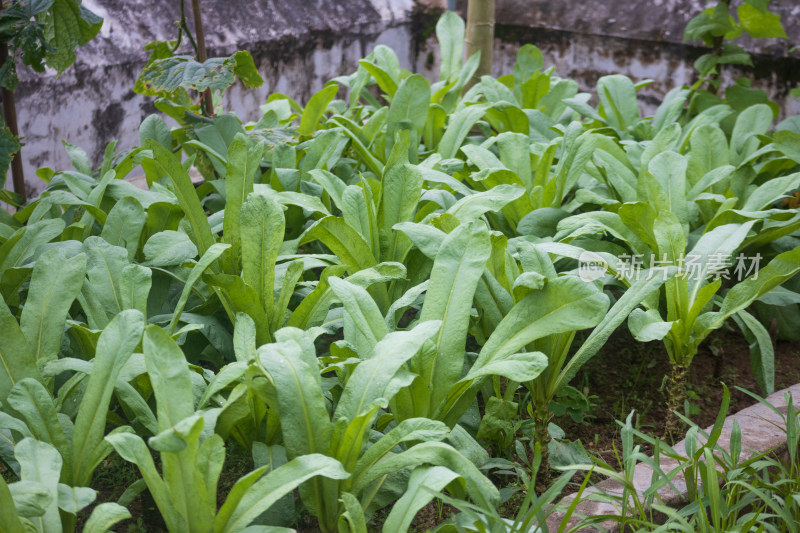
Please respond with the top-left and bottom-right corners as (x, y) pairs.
(465, 0), (495, 88)
(190, 0), (214, 116)
(0, 41), (25, 203)
(533, 401), (552, 489)
(709, 0), (732, 94)
(665, 364), (688, 443)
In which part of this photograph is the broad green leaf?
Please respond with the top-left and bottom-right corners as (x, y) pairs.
(100, 196), (145, 260)
(385, 75), (430, 159)
(437, 12), (465, 82)
(146, 141), (216, 256)
(298, 84), (338, 137)
(143, 230), (198, 267)
(414, 221), (491, 418)
(738, 3), (787, 38)
(119, 264), (152, 316)
(168, 243), (230, 335)
(352, 441), (498, 510)
(223, 135), (265, 268)
(697, 246), (800, 334)
(383, 466), (460, 533)
(0, 219), (65, 278)
(14, 438), (62, 533)
(302, 217), (377, 275)
(214, 454), (349, 533)
(379, 163), (423, 262)
(258, 336), (331, 458)
(446, 184), (525, 223)
(438, 105), (487, 159)
(463, 351), (548, 382)
(473, 276), (608, 370)
(82, 503), (132, 533)
(241, 193), (284, 317)
(56, 484), (96, 513)
(40, 0), (103, 73)
(0, 297), (41, 403)
(70, 310), (144, 486)
(597, 75), (639, 132)
(20, 248), (86, 366)
(328, 277), (388, 354)
(335, 321), (441, 422)
(628, 308), (673, 342)
(143, 325), (195, 430)
(556, 269), (676, 391)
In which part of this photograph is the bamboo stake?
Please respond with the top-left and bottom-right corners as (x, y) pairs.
(465, 0), (495, 88)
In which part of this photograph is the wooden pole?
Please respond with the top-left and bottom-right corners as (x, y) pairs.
(465, 0), (495, 88)
(0, 41), (25, 203)
(191, 0), (214, 115)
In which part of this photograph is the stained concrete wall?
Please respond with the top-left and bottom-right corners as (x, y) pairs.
(10, 0), (800, 196)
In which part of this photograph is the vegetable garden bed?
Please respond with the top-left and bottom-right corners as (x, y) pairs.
(2, 5), (800, 533)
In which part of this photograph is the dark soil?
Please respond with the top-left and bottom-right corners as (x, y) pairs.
(563, 323), (800, 468)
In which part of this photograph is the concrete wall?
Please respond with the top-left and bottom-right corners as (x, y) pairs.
(10, 0), (800, 196)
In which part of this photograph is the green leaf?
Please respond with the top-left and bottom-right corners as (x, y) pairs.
(214, 454), (349, 533)
(302, 217), (377, 275)
(556, 270), (674, 391)
(20, 247), (86, 366)
(143, 230), (198, 267)
(231, 50), (264, 88)
(100, 196), (146, 260)
(56, 483), (96, 513)
(105, 432), (184, 531)
(14, 438), (62, 531)
(39, 0), (103, 73)
(339, 492), (368, 533)
(138, 52), (259, 98)
(352, 441), (498, 510)
(597, 75), (639, 132)
(437, 12), (465, 82)
(0, 296), (41, 403)
(0, 122), (20, 187)
(379, 163), (424, 262)
(167, 243), (230, 335)
(473, 276), (608, 371)
(223, 135), (265, 268)
(139, 114), (172, 150)
(738, 3), (787, 38)
(335, 321), (441, 423)
(143, 325), (196, 430)
(83, 502), (132, 533)
(258, 333), (330, 458)
(146, 141), (216, 256)
(298, 84), (338, 137)
(383, 466), (460, 533)
(697, 246), (800, 334)
(241, 194), (284, 319)
(328, 276), (388, 354)
(438, 105), (487, 159)
(70, 310), (144, 486)
(0, 475), (26, 532)
(628, 308), (673, 342)
(734, 310), (774, 394)
(0, 219), (65, 279)
(415, 221), (491, 418)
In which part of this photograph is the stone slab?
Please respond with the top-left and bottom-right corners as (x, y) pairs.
(545, 383), (800, 532)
